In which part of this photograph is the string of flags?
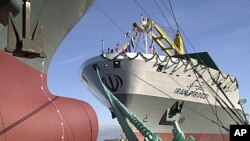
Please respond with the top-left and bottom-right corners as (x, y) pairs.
(110, 19), (158, 55)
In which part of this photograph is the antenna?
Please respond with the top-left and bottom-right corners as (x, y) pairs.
(101, 39), (104, 53)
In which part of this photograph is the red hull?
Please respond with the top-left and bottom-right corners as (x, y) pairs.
(0, 50), (98, 140)
(135, 132), (229, 141)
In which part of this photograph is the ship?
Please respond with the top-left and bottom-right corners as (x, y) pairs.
(80, 16), (248, 140)
(0, 0), (98, 140)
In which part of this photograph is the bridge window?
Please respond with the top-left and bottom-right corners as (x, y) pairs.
(156, 64), (164, 72)
(113, 60), (121, 68)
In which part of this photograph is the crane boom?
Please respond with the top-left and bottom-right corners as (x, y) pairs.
(150, 21), (184, 56)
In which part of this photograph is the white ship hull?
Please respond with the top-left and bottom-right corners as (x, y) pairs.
(81, 52), (244, 141)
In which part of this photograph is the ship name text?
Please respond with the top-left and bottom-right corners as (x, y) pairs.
(173, 88), (209, 99)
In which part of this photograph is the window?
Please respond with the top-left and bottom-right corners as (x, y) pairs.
(156, 64), (164, 72)
(113, 60), (121, 68)
(92, 64), (99, 71)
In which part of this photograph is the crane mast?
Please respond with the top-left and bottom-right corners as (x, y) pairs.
(135, 17), (185, 56)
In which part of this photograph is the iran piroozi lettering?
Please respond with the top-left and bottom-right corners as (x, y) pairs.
(173, 88), (209, 99)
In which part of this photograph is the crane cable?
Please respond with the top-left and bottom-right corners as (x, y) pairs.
(135, 0), (246, 127)
(155, 1), (237, 124)
(134, 0), (151, 18)
(120, 66), (230, 132)
(168, 0), (179, 31)
(95, 3), (126, 34)
(215, 96), (227, 141)
(153, 0), (175, 33)
(192, 68), (237, 128)
(152, 0), (241, 126)
(180, 29), (246, 124)
(165, 0), (246, 124)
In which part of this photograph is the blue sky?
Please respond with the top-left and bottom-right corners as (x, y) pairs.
(48, 0), (250, 139)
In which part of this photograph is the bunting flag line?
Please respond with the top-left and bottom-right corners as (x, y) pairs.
(150, 41), (157, 55)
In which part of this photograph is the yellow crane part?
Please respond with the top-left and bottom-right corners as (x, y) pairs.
(150, 21), (184, 56)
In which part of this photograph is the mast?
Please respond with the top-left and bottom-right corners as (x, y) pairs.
(141, 17), (148, 54)
(135, 17), (185, 56)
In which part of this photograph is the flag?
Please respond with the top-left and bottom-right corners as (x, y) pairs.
(150, 42), (157, 55)
(125, 30), (130, 38)
(115, 45), (118, 53)
(128, 42), (131, 52)
(122, 43), (128, 52)
(130, 39), (134, 51)
(133, 22), (139, 31)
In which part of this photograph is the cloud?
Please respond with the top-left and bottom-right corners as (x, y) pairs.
(50, 55), (85, 66)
